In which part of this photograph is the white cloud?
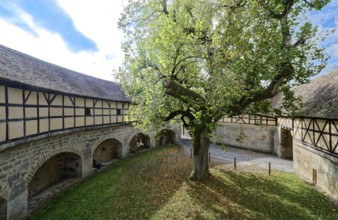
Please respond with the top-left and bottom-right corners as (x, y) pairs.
(56, 0), (125, 79)
(1, 0), (337, 80)
(0, 0), (126, 81)
(306, 1), (338, 76)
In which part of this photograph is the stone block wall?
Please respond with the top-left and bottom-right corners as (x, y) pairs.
(0, 124), (132, 219)
(93, 139), (122, 163)
(0, 123), (181, 219)
(28, 153), (81, 198)
(0, 197), (6, 220)
(212, 123), (280, 155)
(293, 140), (338, 201)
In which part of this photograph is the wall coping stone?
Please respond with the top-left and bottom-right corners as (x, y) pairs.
(0, 123), (133, 153)
(293, 139), (338, 165)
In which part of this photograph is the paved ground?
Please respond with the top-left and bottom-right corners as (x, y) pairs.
(181, 138), (293, 173)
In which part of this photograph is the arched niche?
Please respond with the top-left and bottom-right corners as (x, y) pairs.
(280, 128), (293, 159)
(157, 129), (176, 146)
(93, 139), (122, 164)
(0, 197), (6, 220)
(129, 133), (150, 153)
(28, 152), (82, 199)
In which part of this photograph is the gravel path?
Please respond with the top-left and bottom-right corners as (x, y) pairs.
(181, 138), (293, 173)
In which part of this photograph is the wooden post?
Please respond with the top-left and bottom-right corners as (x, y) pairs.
(191, 148), (193, 158)
(313, 169), (317, 184)
(269, 163), (271, 176)
(208, 153), (211, 162)
(234, 157), (236, 170)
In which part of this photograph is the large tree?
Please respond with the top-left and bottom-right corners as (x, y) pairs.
(117, 0), (330, 181)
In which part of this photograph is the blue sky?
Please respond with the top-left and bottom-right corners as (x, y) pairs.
(0, 0), (124, 80)
(0, 0), (97, 52)
(309, 0), (338, 76)
(0, 0), (337, 80)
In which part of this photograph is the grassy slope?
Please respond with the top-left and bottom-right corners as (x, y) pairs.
(29, 146), (338, 220)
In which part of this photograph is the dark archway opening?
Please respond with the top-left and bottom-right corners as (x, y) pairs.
(281, 128), (293, 160)
(157, 129), (176, 146)
(129, 133), (150, 154)
(28, 153), (82, 198)
(28, 153), (81, 213)
(93, 139), (122, 168)
(0, 197), (7, 220)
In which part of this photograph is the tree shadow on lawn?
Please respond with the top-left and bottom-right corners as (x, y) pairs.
(29, 147), (338, 219)
(187, 168), (338, 220)
(29, 146), (193, 219)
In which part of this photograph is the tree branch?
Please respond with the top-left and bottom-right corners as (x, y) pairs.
(163, 109), (195, 122)
(261, 0), (294, 20)
(181, 115), (190, 128)
(302, 0), (315, 7)
(163, 78), (204, 101)
(293, 38), (306, 48)
(222, 0), (247, 10)
(162, 0), (169, 15)
(186, 7), (196, 25)
(172, 56), (203, 77)
(171, 44), (183, 76)
(230, 64), (294, 115)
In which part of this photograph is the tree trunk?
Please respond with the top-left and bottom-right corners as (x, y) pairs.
(189, 127), (211, 181)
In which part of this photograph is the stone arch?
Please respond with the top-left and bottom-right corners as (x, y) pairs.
(92, 138), (123, 164)
(91, 134), (124, 153)
(129, 133), (150, 153)
(0, 196), (7, 220)
(25, 147), (82, 184)
(26, 150), (82, 199)
(157, 129), (176, 146)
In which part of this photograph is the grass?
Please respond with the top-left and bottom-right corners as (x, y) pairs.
(29, 145), (338, 220)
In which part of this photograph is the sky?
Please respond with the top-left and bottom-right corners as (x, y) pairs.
(0, 0), (337, 81)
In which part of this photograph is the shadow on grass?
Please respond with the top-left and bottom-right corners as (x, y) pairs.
(29, 146), (191, 219)
(187, 168), (338, 219)
(29, 146), (338, 220)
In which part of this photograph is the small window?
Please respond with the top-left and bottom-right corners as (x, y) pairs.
(117, 109), (122, 116)
(85, 107), (91, 116)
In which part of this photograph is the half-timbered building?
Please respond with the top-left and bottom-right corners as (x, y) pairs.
(1, 42), (337, 219)
(0, 44), (180, 220)
(0, 45), (130, 144)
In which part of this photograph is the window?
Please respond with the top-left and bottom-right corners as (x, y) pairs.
(85, 107), (91, 116)
(117, 109), (121, 116)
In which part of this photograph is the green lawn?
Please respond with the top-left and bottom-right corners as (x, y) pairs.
(29, 145), (338, 220)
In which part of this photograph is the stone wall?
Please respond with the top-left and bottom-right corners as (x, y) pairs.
(293, 140), (338, 201)
(129, 134), (150, 153)
(0, 197), (6, 220)
(212, 123), (280, 155)
(93, 139), (122, 163)
(28, 153), (81, 198)
(0, 123), (181, 219)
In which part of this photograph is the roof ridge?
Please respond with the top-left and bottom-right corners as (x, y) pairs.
(0, 44), (115, 84)
(0, 44), (129, 102)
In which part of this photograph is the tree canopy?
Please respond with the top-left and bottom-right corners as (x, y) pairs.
(117, 0), (330, 180)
